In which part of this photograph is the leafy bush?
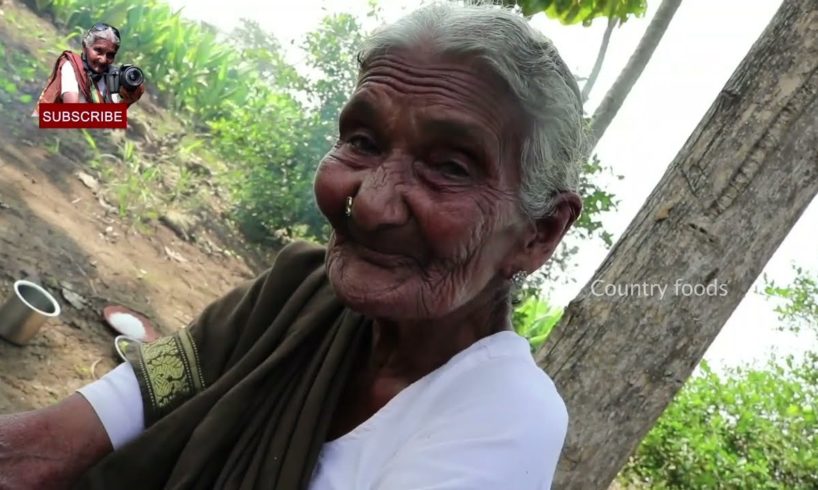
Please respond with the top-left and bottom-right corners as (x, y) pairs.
(620, 268), (818, 489)
(513, 295), (563, 351)
(764, 266), (818, 334)
(209, 89), (321, 242)
(208, 14), (366, 241)
(619, 357), (818, 489)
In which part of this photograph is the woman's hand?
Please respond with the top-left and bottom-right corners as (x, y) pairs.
(0, 394), (112, 490)
(119, 84), (145, 106)
(0, 411), (64, 490)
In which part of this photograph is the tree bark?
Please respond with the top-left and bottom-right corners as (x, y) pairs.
(581, 16), (617, 103)
(537, 0), (818, 488)
(589, 0), (682, 146)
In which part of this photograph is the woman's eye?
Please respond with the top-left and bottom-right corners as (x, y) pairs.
(348, 135), (379, 155)
(436, 161), (470, 178)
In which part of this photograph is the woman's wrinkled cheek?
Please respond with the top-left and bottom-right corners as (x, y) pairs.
(426, 197), (498, 267)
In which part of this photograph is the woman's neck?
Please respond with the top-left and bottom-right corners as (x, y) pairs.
(367, 289), (512, 379)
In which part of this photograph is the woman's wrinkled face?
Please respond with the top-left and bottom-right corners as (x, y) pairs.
(315, 50), (531, 320)
(83, 39), (118, 73)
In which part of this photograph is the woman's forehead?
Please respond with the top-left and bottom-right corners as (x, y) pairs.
(349, 52), (527, 152)
(357, 52), (517, 113)
(90, 39), (118, 52)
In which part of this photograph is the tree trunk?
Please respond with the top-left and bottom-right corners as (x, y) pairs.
(589, 0), (682, 146)
(537, 0), (818, 488)
(581, 16), (616, 103)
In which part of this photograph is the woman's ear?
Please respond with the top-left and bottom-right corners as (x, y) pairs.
(519, 191), (582, 272)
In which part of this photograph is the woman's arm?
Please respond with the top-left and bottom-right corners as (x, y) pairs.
(0, 394), (112, 490)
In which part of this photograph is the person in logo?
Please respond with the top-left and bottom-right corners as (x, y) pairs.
(32, 22), (144, 116)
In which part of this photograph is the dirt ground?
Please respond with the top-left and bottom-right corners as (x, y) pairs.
(0, 119), (261, 413)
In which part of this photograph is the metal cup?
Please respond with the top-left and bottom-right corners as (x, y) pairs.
(0, 280), (61, 345)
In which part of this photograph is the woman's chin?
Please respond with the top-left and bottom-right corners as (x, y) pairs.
(330, 273), (403, 316)
(327, 267), (414, 319)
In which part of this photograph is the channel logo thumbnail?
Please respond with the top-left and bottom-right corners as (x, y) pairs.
(32, 22), (145, 129)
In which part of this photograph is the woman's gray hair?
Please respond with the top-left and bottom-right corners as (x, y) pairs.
(82, 26), (120, 48)
(357, 1), (589, 219)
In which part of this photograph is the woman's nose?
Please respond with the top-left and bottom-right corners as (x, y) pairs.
(352, 164), (410, 232)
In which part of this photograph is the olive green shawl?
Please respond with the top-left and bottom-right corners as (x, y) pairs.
(75, 241), (371, 489)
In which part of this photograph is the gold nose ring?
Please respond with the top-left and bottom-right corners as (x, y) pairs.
(345, 196), (353, 217)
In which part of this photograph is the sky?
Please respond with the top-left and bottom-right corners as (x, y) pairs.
(165, 0), (818, 369)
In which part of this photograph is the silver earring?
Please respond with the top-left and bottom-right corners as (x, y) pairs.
(345, 196), (353, 217)
(511, 271), (527, 289)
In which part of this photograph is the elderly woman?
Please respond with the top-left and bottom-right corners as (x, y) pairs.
(32, 22), (144, 115)
(0, 3), (585, 489)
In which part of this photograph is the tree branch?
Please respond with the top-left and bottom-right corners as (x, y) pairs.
(581, 16), (617, 103)
(589, 0), (683, 146)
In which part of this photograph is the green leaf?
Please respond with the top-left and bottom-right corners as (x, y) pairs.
(503, 0), (647, 25)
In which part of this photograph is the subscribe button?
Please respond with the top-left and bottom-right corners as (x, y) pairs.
(38, 103), (127, 129)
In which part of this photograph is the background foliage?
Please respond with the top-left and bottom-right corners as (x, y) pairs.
(617, 267), (818, 489)
(621, 357), (818, 489)
(503, 0), (647, 24)
(513, 295), (563, 351)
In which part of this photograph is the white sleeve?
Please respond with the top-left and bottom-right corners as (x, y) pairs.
(77, 362), (145, 450)
(374, 381), (569, 489)
(60, 62), (80, 96)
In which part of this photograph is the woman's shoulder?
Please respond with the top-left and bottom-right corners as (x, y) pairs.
(419, 331), (568, 430)
(371, 332), (568, 488)
(56, 51), (81, 76)
(55, 50), (79, 64)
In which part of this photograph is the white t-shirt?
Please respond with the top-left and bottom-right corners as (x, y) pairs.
(60, 62), (121, 103)
(79, 331), (568, 489)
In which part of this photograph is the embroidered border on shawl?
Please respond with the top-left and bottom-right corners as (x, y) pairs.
(125, 328), (206, 425)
